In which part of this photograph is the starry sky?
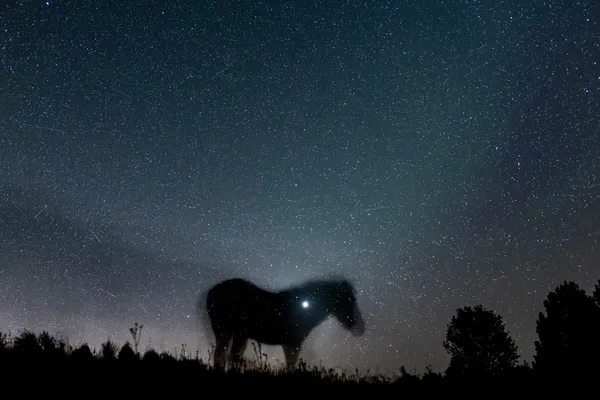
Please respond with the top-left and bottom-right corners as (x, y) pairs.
(1, 0), (599, 374)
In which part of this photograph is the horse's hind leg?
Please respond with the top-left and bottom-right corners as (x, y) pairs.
(229, 337), (247, 368)
(213, 336), (230, 370)
(282, 342), (302, 368)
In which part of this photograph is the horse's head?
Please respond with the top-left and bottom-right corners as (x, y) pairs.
(329, 279), (366, 337)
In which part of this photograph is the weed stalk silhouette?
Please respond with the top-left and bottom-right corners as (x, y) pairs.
(128, 322), (144, 355)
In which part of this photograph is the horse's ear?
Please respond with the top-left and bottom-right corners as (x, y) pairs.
(343, 278), (359, 296)
(335, 278), (355, 295)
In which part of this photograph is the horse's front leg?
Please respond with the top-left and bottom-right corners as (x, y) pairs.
(213, 336), (230, 370)
(282, 342), (302, 369)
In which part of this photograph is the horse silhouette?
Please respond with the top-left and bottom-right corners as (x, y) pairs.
(199, 277), (366, 370)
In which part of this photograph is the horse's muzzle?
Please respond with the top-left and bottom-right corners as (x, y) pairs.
(352, 321), (366, 336)
(351, 308), (366, 336)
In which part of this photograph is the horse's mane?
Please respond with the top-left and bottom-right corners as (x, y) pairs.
(278, 274), (357, 299)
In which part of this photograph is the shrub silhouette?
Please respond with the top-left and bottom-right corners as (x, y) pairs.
(533, 280), (600, 377)
(100, 339), (119, 362)
(38, 331), (67, 355)
(12, 330), (42, 356)
(421, 365), (444, 384)
(71, 343), (94, 365)
(118, 341), (138, 365)
(142, 348), (161, 367)
(443, 305), (519, 379)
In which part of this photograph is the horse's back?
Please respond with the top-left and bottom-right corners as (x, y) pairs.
(207, 278), (263, 303)
(206, 278), (282, 340)
(206, 278), (266, 316)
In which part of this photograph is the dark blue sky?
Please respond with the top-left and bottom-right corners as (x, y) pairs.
(1, 0), (599, 373)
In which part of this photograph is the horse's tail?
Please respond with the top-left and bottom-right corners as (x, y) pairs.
(196, 285), (215, 345)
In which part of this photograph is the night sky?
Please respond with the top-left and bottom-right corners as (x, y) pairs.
(1, 0), (599, 374)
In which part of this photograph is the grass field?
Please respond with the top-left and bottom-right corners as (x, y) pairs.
(0, 327), (452, 385)
(0, 326), (545, 388)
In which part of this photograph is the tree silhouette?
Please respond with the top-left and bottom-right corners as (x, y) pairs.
(593, 279), (600, 306)
(443, 305), (519, 378)
(533, 280), (600, 377)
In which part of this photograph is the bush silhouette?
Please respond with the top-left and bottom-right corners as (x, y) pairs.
(533, 280), (600, 377)
(71, 343), (94, 365)
(443, 305), (519, 379)
(100, 339), (119, 362)
(12, 330), (42, 356)
(142, 348), (161, 368)
(38, 331), (67, 355)
(118, 342), (138, 365)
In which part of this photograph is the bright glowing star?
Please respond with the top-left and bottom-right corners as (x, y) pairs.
(302, 300), (309, 308)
